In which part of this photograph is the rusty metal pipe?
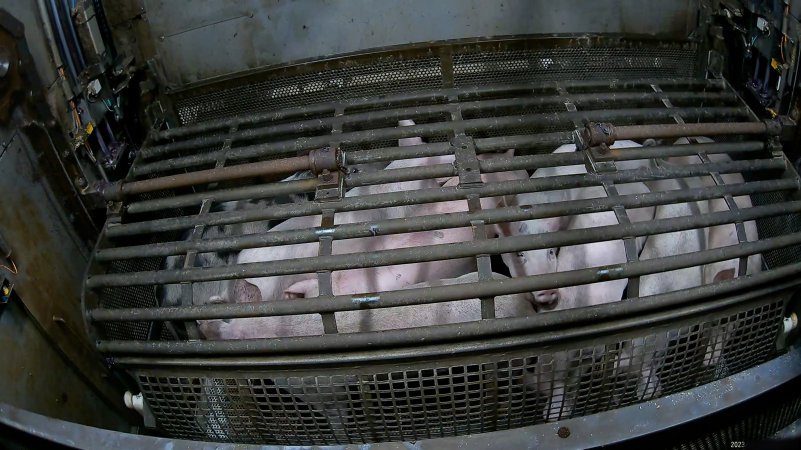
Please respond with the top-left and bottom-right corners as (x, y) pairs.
(95, 179), (796, 261)
(125, 142), (767, 214)
(105, 148), (338, 200)
(582, 121), (770, 146)
(137, 107), (749, 174)
(87, 199), (800, 289)
(114, 157), (784, 235)
(88, 229), (801, 323)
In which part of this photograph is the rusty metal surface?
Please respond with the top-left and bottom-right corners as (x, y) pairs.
(0, 124), (133, 425)
(0, 301), (128, 430)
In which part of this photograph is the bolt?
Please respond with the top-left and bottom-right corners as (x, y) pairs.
(557, 426), (570, 438)
(159, 35), (165, 41)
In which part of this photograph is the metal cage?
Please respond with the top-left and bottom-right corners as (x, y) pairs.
(82, 36), (801, 444)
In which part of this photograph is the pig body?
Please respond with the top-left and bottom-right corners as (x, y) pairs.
(536, 180), (650, 420)
(617, 178), (707, 401)
(670, 137), (762, 372)
(235, 119), (460, 304)
(200, 272), (535, 339)
(502, 141), (654, 306)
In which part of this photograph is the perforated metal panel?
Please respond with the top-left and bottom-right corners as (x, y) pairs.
(171, 38), (699, 126)
(131, 298), (785, 444)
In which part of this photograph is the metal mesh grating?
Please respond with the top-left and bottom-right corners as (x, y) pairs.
(752, 190), (801, 269)
(98, 259), (162, 341)
(175, 57), (443, 125)
(133, 299), (785, 444)
(452, 47), (698, 87)
(171, 40), (698, 126)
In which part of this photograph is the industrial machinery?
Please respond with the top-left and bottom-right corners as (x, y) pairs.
(1, 1), (801, 448)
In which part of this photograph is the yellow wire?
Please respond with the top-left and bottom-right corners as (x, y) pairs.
(0, 259), (17, 275)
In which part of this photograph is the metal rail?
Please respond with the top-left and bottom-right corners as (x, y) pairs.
(131, 108), (749, 177)
(87, 199), (799, 289)
(93, 253), (801, 356)
(96, 180), (794, 261)
(110, 157), (785, 237)
(144, 91), (736, 159)
(154, 78), (723, 141)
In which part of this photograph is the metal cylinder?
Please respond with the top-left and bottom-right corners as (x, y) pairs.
(582, 121), (768, 146)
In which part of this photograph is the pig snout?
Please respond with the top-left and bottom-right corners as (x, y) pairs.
(533, 289), (559, 305)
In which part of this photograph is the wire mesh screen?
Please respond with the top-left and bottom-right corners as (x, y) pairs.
(132, 298), (786, 444)
(451, 46), (697, 87)
(171, 38), (698, 126)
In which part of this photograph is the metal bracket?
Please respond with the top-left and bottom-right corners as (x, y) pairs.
(314, 169), (343, 202)
(452, 136), (482, 187)
(581, 122), (617, 148)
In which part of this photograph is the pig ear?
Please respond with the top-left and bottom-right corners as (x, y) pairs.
(283, 279), (319, 299)
(233, 279), (262, 303)
(713, 268), (736, 283)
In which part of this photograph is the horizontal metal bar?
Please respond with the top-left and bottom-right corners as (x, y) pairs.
(94, 246), (801, 356)
(113, 157), (785, 236)
(97, 179), (796, 261)
(89, 195), (798, 289)
(136, 108), (749, 174)
(132, 131), (574, 179)
(104, 272), (798, 361)
(127, 141), (765, 213)
(595, 122), (769, 144)
(595, 141), (766, 161)
(155, 79), (722, 142)
(112, 155), (312, 199)
(90, 223), (801, 322)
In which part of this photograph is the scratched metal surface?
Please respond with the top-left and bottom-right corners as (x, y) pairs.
(0, 125), (128, 430)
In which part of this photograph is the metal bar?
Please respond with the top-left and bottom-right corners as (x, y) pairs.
(317, 209), (338, 334)
(139, 108), (749, 172)
(97, 180), (795, 261)
(125, 177), (318, 215)
(591, 141), (766, 162)
(584, 121), (768, 146)
(87, 198), (800, 289)
(110, 158), (785, 237)
(126, 141), (766, 213)
(91, 228), (801, 322)
(111, 155), (311, 198)
(104, 273), (798, 360)
(94, 244), (801, 358)
(154, 79), (722, 142)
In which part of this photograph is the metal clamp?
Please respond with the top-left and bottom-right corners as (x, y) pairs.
(581, 122), (617, 148)
(309, 146), (340, 175)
